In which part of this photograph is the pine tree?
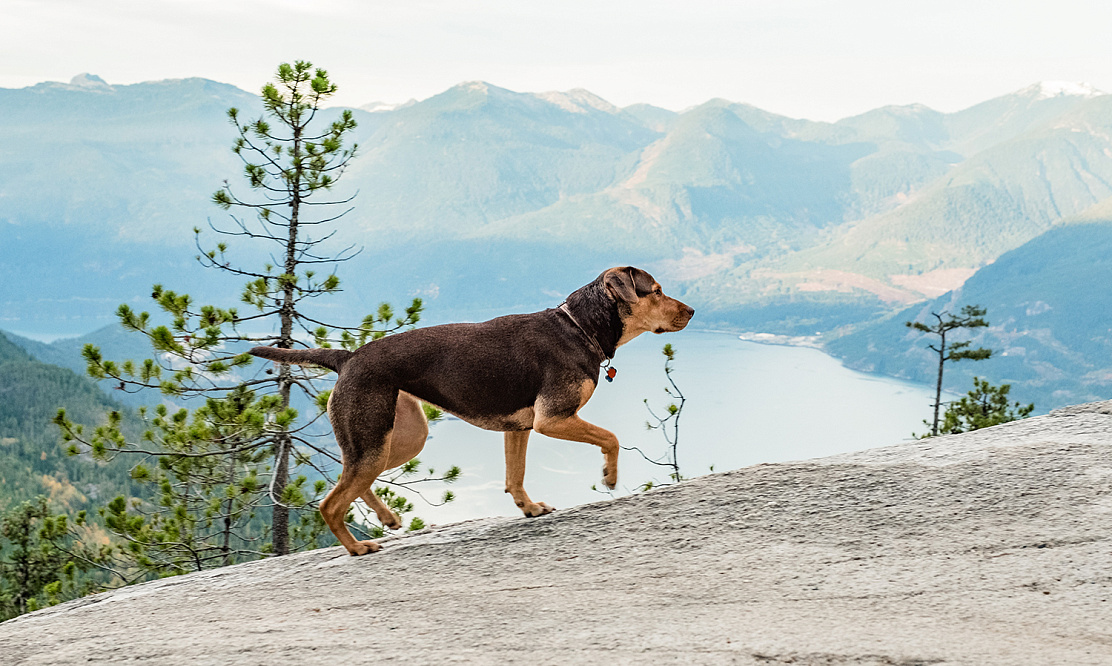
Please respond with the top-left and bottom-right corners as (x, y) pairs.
(54, 61), (458, 572)
(906, 305), (993, 437)
(0, 498), (110, 620)
(938, 377), (1034, 434)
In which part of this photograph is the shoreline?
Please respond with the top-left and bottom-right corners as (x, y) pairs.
(685, 326), (826, 350)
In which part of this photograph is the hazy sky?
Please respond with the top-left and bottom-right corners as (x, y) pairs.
(4, 0), (1112, 121)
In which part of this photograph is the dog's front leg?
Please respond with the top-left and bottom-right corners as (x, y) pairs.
(533, 415), (619, 490)
(504, 430), (554, 517)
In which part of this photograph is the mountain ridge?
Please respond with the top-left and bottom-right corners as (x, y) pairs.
(4, 73), (1110, 391)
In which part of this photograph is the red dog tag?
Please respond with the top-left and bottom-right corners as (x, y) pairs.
(605, 366), (617, 382)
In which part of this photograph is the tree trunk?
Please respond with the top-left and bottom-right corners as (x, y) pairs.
(16, 551), (29, 615)
(271, 115), (304, 557)
(932, 333), (946, 436)
(271, 432), (290, 556)
(221, 445), (236, 566)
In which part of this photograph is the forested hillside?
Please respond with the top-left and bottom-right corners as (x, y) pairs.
(826, 219), (1112, 411)
(0, 332), (139, 513)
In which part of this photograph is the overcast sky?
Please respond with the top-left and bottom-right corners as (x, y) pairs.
(4, 0), (1111, 121)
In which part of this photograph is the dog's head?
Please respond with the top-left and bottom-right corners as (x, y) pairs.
(602, 266), (694, 345)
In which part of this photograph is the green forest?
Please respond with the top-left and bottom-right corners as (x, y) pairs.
(0, 332), (140, 515)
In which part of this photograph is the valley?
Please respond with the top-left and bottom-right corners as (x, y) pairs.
(2, 74), (1110, 420)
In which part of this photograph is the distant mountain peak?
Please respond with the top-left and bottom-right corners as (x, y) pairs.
(359, 99), (417, 113)
(1020, 81), (1105, 100)
(456, 80), (491, 94)
(534, 89), (619, 115)
(68, 73), (110, 88)
(442, 80), (522, 101)
(885, 102), (936, 114)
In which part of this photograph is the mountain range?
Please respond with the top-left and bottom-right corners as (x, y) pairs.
(826, 217), (1112, 411)
(3, 74), (1112, 409)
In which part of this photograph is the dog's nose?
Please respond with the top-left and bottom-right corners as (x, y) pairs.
(685, 305), (695, 318)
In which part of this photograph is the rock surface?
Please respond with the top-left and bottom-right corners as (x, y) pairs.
(3, 403), (1112, 665)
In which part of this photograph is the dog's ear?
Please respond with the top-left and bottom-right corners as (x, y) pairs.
(629, 267), (656, 294)
(604, 267), (638, 303)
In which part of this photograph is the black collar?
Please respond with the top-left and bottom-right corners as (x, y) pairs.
(558, 302), (612, 362)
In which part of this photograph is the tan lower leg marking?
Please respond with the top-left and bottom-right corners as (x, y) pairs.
(504, 430), (553, 516)
(533, 414), (620, 489)
(360, 489), (402, 530)
(320, 456), (388, 556)
(353, 392), (430, 531)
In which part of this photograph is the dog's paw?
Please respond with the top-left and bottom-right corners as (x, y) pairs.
(382, 512), (403, 530)
(348, 540), (382, 556)
(602, 465), (617, 490)
(523, 502), (555, 517)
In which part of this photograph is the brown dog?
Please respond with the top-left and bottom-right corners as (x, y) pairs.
(250, 266), (694, 555)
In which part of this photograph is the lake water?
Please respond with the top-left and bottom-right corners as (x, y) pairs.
(392, 331), (943, 527)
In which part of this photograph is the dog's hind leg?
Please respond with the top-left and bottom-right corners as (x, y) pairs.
(322, 460), (388, 555)
(359, 489), (402, 531)
(504, 430), (554, 517)
(321, 386), (397, 556)
(359, 392), (429, 530)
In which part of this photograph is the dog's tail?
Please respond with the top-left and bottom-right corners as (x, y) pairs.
(248, 346), (353, 373)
